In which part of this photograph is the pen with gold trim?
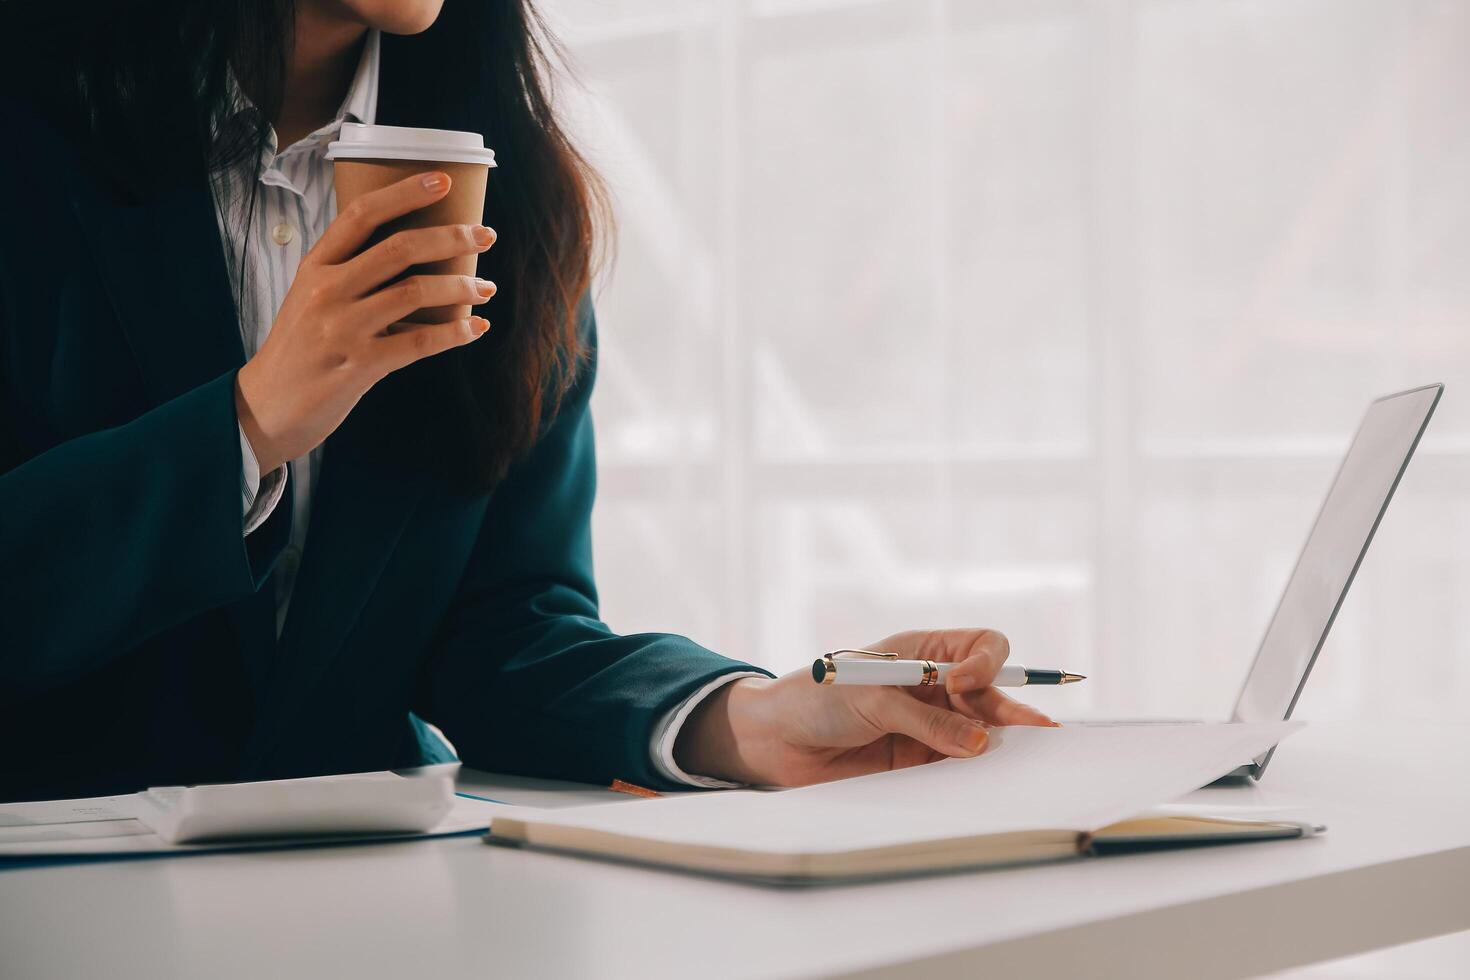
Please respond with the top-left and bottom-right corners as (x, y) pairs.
(811, 650), (1085, 688)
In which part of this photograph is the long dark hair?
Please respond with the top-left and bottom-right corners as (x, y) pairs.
(8, 1), (605, 490)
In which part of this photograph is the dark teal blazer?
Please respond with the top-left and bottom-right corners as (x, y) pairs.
(0, 95), (764, 804)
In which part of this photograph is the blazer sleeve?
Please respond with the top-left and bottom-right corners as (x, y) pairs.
(416, 306), (771, 788)
(0, 355), (290, 697)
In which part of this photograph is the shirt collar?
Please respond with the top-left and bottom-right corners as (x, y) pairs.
(337, 29), (380, 128)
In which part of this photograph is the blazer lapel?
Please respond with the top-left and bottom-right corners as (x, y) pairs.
(72, 176), (279, 691)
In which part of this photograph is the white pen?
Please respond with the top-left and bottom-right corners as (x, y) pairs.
(811, 649), (1086, 688)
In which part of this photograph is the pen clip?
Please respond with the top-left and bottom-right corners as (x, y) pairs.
(827, 648), (900, 661)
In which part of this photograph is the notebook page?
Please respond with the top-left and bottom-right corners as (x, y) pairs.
(498, 722), (1301, 855)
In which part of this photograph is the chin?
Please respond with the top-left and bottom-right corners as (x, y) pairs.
(348, 0), (448, 35)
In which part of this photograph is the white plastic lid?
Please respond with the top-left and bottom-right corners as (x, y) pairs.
(326, 122), (497, 167)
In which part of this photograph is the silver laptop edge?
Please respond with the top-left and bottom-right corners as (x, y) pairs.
(1227, 383), (1443, 780)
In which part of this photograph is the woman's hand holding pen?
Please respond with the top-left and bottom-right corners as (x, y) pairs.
(235, 171), (496, 473)
(674, 629), (1058, 787)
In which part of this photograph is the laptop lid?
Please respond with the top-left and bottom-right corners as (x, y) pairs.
(1231, 384), (1443, 778)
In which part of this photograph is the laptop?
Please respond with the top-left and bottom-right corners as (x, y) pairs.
(1083, 384), (1443, 782)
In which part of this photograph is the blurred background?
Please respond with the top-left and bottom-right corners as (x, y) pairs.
(536, 0), (1469, 729)
(538, 3), (1467, 970)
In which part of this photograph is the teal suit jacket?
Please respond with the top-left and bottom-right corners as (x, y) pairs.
(0, 93), (764, 804)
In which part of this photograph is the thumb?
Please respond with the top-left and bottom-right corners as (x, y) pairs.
(874, 693), (989, 759)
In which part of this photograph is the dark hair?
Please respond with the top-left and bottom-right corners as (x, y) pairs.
(8, 1), (605, 490)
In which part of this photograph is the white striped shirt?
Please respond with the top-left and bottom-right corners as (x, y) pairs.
(213, 31), (381, 631)
(209, 31), (745, 786)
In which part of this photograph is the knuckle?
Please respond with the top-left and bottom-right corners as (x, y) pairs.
(343, 199), (371, 227)
(921, 710), (952, 744)
(850, 695), (889, 736)
(399, 277), (426, 304)
(381, 234), (408, 262)
(302, 279), (330, 307)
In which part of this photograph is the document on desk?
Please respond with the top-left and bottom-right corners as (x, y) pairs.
(0, 776), (502, 860)
(487, 722), (1320, 883)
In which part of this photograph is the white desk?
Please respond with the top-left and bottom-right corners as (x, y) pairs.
(3, 722), (1467, 980)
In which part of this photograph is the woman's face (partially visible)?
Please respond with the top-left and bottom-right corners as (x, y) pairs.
(311, 0), (448, 35)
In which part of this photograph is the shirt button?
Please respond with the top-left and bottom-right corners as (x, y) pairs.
(271, 222), (296, 246)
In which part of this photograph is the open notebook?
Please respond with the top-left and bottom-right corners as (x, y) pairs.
(486, 722), (1319, 883)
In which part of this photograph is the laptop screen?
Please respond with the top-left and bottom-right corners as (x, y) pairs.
(1231, 385), (1441, 771)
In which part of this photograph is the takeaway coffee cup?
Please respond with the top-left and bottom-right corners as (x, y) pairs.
(326, 122), (497, 323)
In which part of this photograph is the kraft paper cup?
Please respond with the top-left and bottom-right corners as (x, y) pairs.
(327, 122), (497, 323)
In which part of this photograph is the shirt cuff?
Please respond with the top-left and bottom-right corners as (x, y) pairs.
(650, 671), (767, 789)
(239, 423), (288, 536)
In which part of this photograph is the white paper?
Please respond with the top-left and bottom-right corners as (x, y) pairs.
(0, 792), (500, 858)
(494, 721), (1303, 855)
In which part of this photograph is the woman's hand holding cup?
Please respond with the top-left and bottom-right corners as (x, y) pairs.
(234, 171), (496, 474)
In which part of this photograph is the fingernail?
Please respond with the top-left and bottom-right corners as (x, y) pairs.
(422, 172), (448, 191)
(947, 674), (978, 694)
(471, 316), (490, 336)
(472, 225), (495, 247)
(474, 278), (496, 298)
(961, 725), (988, 755)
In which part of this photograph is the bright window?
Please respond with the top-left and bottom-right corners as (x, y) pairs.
(543, 0), (1470, 722)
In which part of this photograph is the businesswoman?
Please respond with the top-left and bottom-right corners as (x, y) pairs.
(0, 0), (1052, 803)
